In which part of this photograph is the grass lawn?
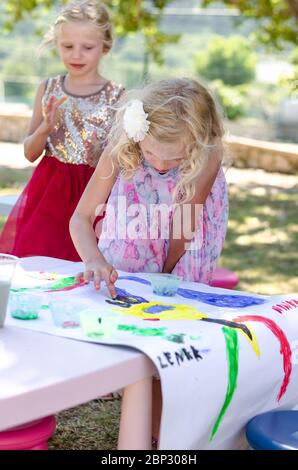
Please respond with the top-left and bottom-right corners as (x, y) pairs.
(222, 180), (298, 294)
(0, 167), (33, 192)
(0, 166), (297, 449)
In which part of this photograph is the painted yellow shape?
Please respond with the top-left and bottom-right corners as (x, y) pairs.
(238, 325), (260, 358)
(115, 301), (207, 321)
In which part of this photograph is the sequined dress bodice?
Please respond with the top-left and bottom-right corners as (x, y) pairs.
(43, 75), (124, 167)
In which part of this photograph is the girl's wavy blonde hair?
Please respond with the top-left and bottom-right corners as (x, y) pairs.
(109, 78), (224, 204)
(39, 0), (113, 53)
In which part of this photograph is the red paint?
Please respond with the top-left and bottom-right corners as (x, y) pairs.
(233, 315), (292, 401)
(46, 279), (87, 292)
(272, 299), (298, 314)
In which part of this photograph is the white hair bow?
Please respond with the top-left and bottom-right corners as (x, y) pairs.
(123, 99), (150, 142)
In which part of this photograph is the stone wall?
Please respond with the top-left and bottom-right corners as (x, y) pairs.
(0, 109), (31, 143)
(0, 112), (298, 173)
(227, 136), (298, 174)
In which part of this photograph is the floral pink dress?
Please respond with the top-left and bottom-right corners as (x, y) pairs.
(98, 160), (228, 283)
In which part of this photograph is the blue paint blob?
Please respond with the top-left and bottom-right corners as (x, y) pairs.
(144, 305), (175, 314)
(106, 287), (149, 308)
(177, 288), (266, 308)
(118, 276), (151, 285)
(115, 287), (148, 304)
(117, 276), (266, 309)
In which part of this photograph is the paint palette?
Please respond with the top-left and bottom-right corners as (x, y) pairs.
(9, 291), (44, 320)
(79, 308), (121, 338)
(149, 273), (182, 297)
(48, 298), (88, 328)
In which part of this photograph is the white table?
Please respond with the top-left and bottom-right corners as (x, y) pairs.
(0, 257), (157, 450)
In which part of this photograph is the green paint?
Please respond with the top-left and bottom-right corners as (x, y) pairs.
(11, 286), (42, 293)
(165, 333), (185, 344)
(210, 326), (239, 440)
(118, 325), (186, 343)
(46, 276), (77, 290)
(11, 276), (77, 294)
(11, 310), (38, 320)
(190, 335), (201, 340)
(118, 324), (167, 337)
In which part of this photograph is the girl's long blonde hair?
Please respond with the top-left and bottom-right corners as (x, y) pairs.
(39, 0), (113, 53)
(109, 78), (224, 203)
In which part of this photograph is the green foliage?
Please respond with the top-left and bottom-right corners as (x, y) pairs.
(195, 35), (256, 86)
(279, 47), (298, 95)
(211, 80), (246, 120)
(0, 167), (32, 190)
(202, 0), (298, 48)
(3, 0), (56, 25)
(3, 0), (178, 67)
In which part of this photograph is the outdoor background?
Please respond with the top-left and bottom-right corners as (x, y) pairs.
(1, 0), (297, 142)
(0, 0), (297, 450)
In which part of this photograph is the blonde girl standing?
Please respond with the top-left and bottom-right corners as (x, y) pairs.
(0, 0), (124, 260)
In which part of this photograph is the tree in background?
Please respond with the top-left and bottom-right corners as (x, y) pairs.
(4, 0), (298, 85)
(194, 34), (256, 120)
(195, 35), (256, 86)
(202, 0), (298, 91)
(202, 0), (298, 47)
(4, 0), (298, 56)
(3, 0), (179, 78)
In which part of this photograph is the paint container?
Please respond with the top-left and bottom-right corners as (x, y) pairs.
(48, 297), (87, 328)
(0, 254), (19, 326)
(9, 291), (44, 320)
(79, 308), (120, 338)
(149, 273), (182, 297)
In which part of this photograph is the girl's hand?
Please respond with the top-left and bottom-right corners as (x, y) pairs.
(76, 259), (118, 299)
(40, 95), (67, 134)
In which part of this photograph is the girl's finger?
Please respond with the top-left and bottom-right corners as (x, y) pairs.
(94, 273), (101, 291)
(56, 96), (68, 107)
(106, 281), (117, 299)
(75, 271), (84, 281)
(105, 268), (117, 298)
(91, 130), (98, 144)
(47, 96), (55, 111)
(83, 270), (94, 282)
(110, 268), (118, 283)
(50, 97), (65, 120)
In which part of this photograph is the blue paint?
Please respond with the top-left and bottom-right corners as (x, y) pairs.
(118, 276), (151, 286)
(177, 288), (266, 308)
(144, 305), (175, 314)
(106, 287), (149, 308)
(152, 285), (179, 297)
(115, 287), (148, 304)
(117, 275), (266, 308)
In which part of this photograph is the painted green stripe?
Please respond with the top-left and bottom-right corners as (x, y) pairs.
(210, 326), (239, 440)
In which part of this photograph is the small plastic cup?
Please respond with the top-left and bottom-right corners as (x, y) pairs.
(149, 273), (182, 297)
(79, 308), (120, 338)
(49, 297), (88, 328)
(9, 291), (44, 320)
(0, 254), (19, 327)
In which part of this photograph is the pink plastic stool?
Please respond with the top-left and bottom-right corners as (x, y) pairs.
(210, 267), (239, 290)
(0, 416), (56, 450)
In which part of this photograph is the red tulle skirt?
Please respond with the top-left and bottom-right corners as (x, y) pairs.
(0, 156), (95, 261)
